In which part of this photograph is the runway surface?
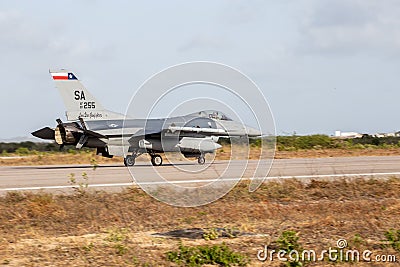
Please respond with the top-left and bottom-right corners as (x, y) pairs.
(1, 156), (400, 193)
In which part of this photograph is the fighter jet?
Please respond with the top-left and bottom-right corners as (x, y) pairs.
(32, 70), (261, 166)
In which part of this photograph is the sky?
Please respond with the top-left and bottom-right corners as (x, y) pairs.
(0, 0), (400, 139)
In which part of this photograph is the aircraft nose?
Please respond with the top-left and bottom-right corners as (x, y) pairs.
(246, 126), (262, 137)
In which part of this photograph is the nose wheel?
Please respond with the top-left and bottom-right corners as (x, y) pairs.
(197, 155), (205, 165)
(151, 154), (163, 166)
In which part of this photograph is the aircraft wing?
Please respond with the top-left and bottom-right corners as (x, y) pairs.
(127, 128), (164, 144)
(127, 125), (227, 144)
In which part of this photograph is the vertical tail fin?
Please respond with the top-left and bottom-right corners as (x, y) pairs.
(50, 69), (124, 121)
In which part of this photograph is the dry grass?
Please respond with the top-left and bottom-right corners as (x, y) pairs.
(275, 147), (400, 158)
(0, 152), (121, 166)
(1, 178), (399, 266)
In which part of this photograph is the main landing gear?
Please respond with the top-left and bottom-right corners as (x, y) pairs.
(150, 154), (163, 166)
(124, 151), (141, 167)
(123, 152), (163, 167)
(124, 152), (206, 166)
(124, 155), (136, 167)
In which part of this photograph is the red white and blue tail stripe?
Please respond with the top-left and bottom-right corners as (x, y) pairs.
(50, 72), (78, 80)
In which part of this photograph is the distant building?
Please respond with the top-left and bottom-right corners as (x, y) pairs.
(335, 130), (400, 139)
(334, 130), (362, 139)
(373, 132), (397, 138)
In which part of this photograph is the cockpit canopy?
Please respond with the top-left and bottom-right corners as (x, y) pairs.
(188, 110), (232, 121)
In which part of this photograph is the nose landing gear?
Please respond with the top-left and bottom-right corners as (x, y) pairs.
(197, 155), (205, 165)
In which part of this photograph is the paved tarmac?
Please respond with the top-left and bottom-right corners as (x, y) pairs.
(1, 156), (399, 193)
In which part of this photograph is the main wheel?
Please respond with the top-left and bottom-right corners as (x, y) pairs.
(151, 154), (163, 166)
(197, 156), (205, 165)
(124, 155), (135, 166)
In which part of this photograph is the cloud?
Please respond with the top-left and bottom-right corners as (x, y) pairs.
(178, 34), (228, 52)
(297, 0), (400, 56)
(0, 10), (47, 51)
(219, 0), (266, 25)
(0, 10), (115, 60)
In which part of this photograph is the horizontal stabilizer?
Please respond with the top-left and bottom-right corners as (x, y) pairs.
(83, 129), (107, 139)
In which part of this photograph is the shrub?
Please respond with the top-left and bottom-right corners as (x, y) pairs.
(276, 230), (305, 267)
(276, 135), (333, 150)
(15, 147), (30, 155)
(167, 243), (248, 266)
(384, 229), (400, 251)
(277, 230), (302, 253)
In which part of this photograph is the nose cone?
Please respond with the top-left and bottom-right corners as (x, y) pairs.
(246, 126), (262, 137)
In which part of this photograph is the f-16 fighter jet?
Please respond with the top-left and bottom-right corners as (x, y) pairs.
(32, 70), (261, 166)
